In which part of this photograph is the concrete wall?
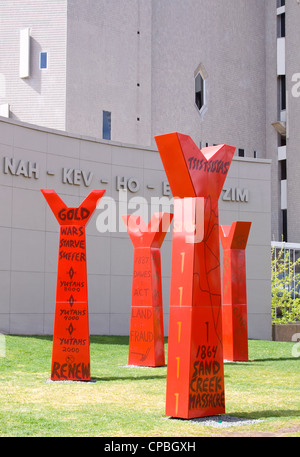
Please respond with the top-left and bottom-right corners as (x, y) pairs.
(151, 0), (267, 156)
(66, 0), (152, 146)
(65, 0), (267, 156)
(0, 0), (67, 131)
(0, 117), (271, 340)
(285, 1), (300, 242)
(265, 0), (281, 242)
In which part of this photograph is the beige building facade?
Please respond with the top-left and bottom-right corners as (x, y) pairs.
(1, 0), (298, 243)
(0, 117), (272, 340)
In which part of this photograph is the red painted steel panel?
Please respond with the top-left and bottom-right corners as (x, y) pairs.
(155, 132), (235, 418)
(41, 189), (105, 381)
(123, 213), (173, 367)
(220, 221), (251, 361)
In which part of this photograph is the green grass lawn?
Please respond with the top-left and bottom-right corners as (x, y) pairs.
(0, 335), (299, 437)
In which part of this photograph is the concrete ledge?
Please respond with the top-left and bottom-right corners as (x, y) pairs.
(272, 324), (300, 342)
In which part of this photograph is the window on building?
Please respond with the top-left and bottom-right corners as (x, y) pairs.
(103, 111), (111, 140)
(238, 149), (245, 157)
(280, 159), (287, 180)
(40, 52), (48, 69)
(194, 63), (208, 115)
(195, 72), (205, 111)
(279, 135), (286, 147)
(277, 12), (285, 38)
(279, 75), (286, 111)
(282, 209), (287, 242)
(277, 0), (285, 8)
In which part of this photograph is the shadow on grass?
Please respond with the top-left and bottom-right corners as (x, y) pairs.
(90, 336), (129, 345)
(233, 409), (300, 420)
(92, 373), (166, 382)
(8, 335), (53, 341)
(225, 357), (298, 364)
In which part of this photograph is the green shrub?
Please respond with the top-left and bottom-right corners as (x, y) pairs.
(271, 245), (300, 324)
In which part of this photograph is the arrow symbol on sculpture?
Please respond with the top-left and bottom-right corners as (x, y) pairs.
(66, 355), (75, 363)
(67, 267), (76, 280)
(67, 323), (76, 336)
(131, 347), (151, 362)
(67, 295), (76, 307)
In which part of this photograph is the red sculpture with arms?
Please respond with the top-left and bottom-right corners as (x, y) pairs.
(155, 132), (235, 418)
(220, 221), (251, 362)
(41, 189), (105, 381)
(122, 212), (173, 367)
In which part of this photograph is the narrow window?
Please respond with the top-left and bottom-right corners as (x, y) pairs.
(277, 13), (285, 38)
(279, 75), (286, 111)
(238, 149), (245, 157)
(40, 52), (48, 69)
(195, 72), (205, 111)
(103, 111), (111, 140)
(280, 160), (287, 180)
(282, 209), (287, 242)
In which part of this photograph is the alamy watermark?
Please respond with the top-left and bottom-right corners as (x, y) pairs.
(95, 189), (205, 243)
(292, 333), (300, 358)
(292, 74), (300, 98)
(0, 333), (6, 358)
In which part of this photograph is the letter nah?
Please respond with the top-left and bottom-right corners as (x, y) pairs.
(4, 157), (39, 179)
(222, 187), (249, 202)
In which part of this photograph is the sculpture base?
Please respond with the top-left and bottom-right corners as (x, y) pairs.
(165, 306), (225, 419)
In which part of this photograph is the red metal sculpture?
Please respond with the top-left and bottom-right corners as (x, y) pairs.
(155, 132), (235, 419)
(122, 212), (173, 367)
(219, 221), (251, 362)
(41, 189), (105, 381)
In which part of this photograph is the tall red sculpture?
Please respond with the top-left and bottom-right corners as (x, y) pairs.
(219, 221), (251, 362)
(122, 213), (173, 367)
(155, 133), (235, 419)
(41, 189), (105, 381)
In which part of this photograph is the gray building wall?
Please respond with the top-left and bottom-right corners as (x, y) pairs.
(0, 0), (289, 246)
(0, 0), (67, 131)
(285, 1), (300, 242)
(151, 0), (267, 157)
(65, 0), (267, 156)
(0, 0), (268, 157)
(265, 0), (281, 242)
(65, 0), (153, 146)
(265, 0), (300, 243)
(0, 117), (271, 340)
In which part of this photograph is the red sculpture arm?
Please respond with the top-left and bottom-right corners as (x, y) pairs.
(41, 189), (105, 226)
